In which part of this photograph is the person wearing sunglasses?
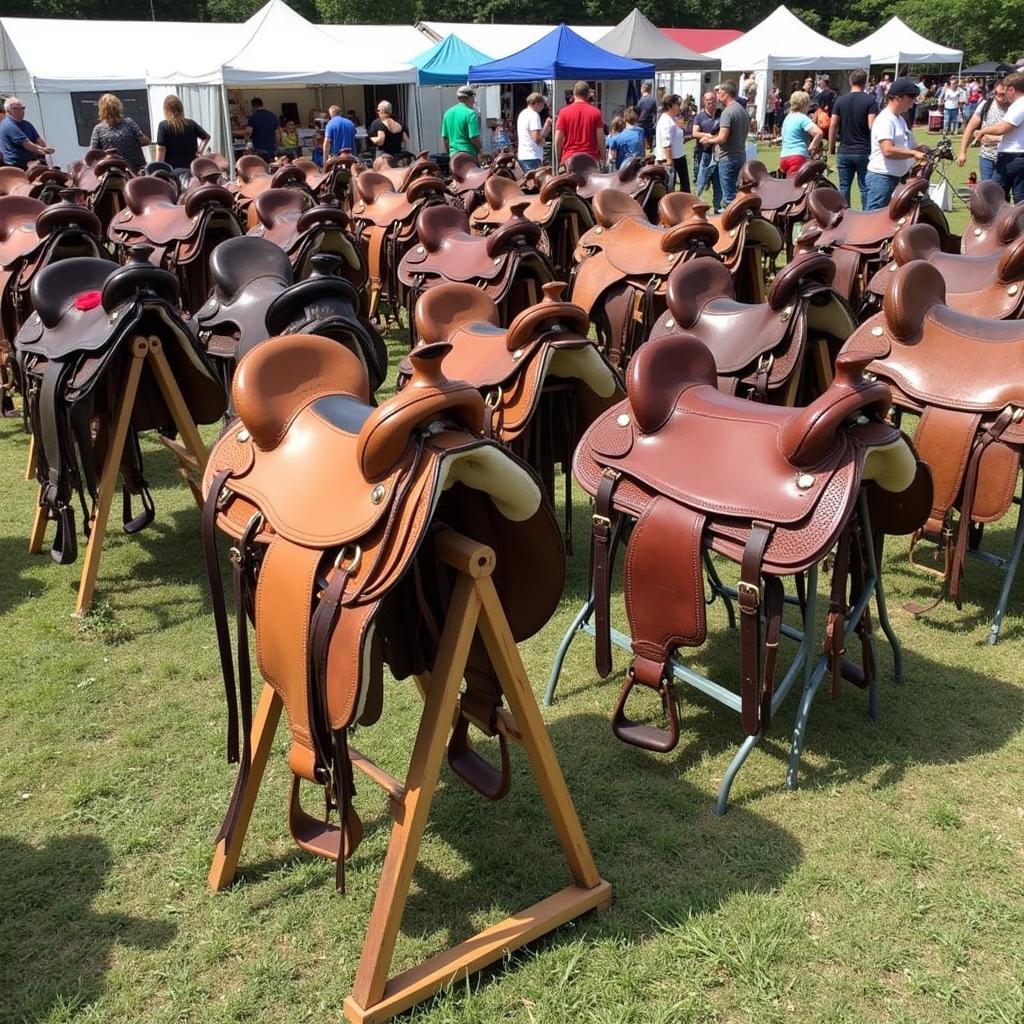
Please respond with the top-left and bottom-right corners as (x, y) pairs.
(0, 97), (54, 168)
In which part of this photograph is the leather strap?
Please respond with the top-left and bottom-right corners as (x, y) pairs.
(592, 468), (619, 678)
(739, 521), (776, 736)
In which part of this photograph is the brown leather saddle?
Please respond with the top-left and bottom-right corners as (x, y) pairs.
(370, 151), (443, 193)
(247, 188), (366, 287)
(739, 159), (828, 258)
(398, 202), (554, 339)
(69, 149), (132, 235)
(108, 175), (242, 313)
(865, 222), (1024, 319)
(448, 151), (517, 213)
(194, 235), (386, 397)
(470, 173), (593, 280)
(570, 188), (719, 368)
(798, 177), (951, 311)
(230, 156), (314, 228)
(575, 331), (926, 750)
(697, 192), (784, 303)
(565, 154), (668, 223)
(201, 333), (564, 887)
(843, 259), (1024, 611)
(403, 280), (621, 536)
(961, 179), (1024, 255)
(647, 251), (855, 404)
(350, 170), (452, 322)
(14, 249), (226, 564)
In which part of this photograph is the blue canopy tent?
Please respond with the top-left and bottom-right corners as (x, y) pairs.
(412, 33), (493, 86)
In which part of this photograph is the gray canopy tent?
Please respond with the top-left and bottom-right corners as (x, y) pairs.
(596, 8), (720, 71)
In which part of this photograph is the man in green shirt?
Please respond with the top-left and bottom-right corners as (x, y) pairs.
(441, 85), (482, 156)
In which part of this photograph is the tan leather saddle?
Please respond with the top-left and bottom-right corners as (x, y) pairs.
(398, 203), (554, 339)
(647, 250), (855, 404)
(370, 150), (443, 193)
(798, 177), (951, 311)
(865, 222), (1024, 319)
(247, 188), (366, 287)
(961, 180), (1024, 255)
(843, 259), (1024, 611)
(350, 171), (452, 322)
(14, 250), (225, 564)
(575, 331), (926, 750)
(570, 189), (719, 368)
(565, 154), (668, 222)
(201, 333), (564, 887)
(739, 159), (828, 258)
(470, 173), (593, 281)
(109, 175), (242, 313)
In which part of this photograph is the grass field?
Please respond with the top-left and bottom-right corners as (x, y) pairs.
(1, 148), (1022, 1024)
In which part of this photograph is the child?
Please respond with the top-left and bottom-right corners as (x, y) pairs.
(279, 120), (300, 159)
(311, 131), (325, 167)
(606, 115), (626, 169)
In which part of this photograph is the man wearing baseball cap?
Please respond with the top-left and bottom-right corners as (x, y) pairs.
(864, 76), (929, 210)
(441, 85), (482, 157)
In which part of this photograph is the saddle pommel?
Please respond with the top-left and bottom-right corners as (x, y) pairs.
(883, 260), (946, 341)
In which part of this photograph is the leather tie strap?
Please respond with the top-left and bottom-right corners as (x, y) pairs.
(592, 468), (619, 678)
(739, 521), (774, 736)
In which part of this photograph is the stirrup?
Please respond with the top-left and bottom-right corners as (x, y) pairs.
(447, 696), (512, 801)
(611, 666), (681, 754)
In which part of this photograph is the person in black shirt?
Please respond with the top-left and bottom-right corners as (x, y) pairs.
(635, 81), (658, 152)
(155, 94), (211, 170)
(829, 69), (878, 208)
(367, 100), (409, 158)
(814, 76), (837, 117)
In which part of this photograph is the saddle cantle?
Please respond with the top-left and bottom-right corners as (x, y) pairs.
(371, 150), (443, 193)
(14, 249), (226, 564)
(448, 151), (516, 214)
(570, 189), (719, 368)
(398, 202), (554, 339)
(575, 331), (926, 750)
(202, 333), (565, 887)
(647, 250), (855, 403)
(565, 154), (668, 223)
(962, 179), (1024, 255)
(699, 192), (784, 303)
(843, 259), (1024, 613)
(738, 159), (828, 258)
(865, 222), (1024, 319)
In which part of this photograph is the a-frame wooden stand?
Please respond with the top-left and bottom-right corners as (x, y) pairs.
(207, 529), (611, 1024)
(28, 334), (209, 616)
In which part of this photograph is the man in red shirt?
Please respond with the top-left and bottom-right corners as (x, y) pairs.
(554, 81), (605, 166)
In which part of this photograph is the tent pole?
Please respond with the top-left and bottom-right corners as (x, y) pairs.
(895, 60), (899, 78)
(220, 78), (234, 181)
(549, 79), (557, 171)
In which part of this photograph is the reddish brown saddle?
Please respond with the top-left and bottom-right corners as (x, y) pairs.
(247, 188), (366, 287)
(470, 173), (593, 280)
(865, 222), (1024, 319)
(647, 250), (855, 404)
(398, 202), (554, 340)
(69, 149), (132, 235)
(565, 154), (668, 223)
(570, 188), (719, 369)
(229, 156), (314, 228)
(108, 175), (242, 313)
(575, 331), (926, 750)
(350, 170), (452, 322)
(201, 333), (564, 887)
(843, 259), (1024, 614)
(797, 177), (951, 312)
(404, 280), (621, 536)
(961, 180), (1024, 255)
(448, 151), (517, 213)
(738, 159), (829, 256)
(370, 150), (443, 193)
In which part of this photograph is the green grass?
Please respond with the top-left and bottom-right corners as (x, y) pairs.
(1, 207), (1022, 1024)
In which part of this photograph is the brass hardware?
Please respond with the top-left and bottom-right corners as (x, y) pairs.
(333, 544), (362, 575)
(484, 386), (503, 408)
(779, 306), (793, 323)
(1009, 284), (1019, 296)
(974, 227), (983, 236)
(512, 349), (523, 360)
(666, 253), (676, 262)
(416, 245), (425, 253)
(663, 318), (675, 329)
(594, 225), (602, 234)
(737, 580), (760, 605)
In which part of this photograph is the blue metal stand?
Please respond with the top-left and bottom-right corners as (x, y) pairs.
(545, 493), (899, 813)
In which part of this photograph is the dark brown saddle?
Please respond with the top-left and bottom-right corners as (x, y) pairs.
(843, 259), (1024, 610)
(449, 151), (516, 213)
(865, 222), (1024, 319)
(569, 189), (719, 368)
(739, 159), (828, 258)
(69, 149), (131, 235)
(231, 157), (313, 227)
(201, 332), (564, 886)
(962, 180), (1024, 255)
(14, 249), (226, 564)
(646, 251), (854, 403)
(566, 154), (668, 220)
(575, 330), (926, 751)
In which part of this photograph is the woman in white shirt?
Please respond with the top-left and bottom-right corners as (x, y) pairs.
(864, 77), (928, 210)
(516, 92), (549, 171)
(656, 94), (690, 192)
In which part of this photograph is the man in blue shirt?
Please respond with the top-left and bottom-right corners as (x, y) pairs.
(0, 97), (54, 169)
(323, 105), (356, 162)
(692, 91), (722, 212)
(245, 98), (279, 161)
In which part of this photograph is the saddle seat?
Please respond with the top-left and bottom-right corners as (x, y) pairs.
(351, 172), (448, 228)
(112, 176), (233, 248)
(0, 195), (47, 266)
(739, 160), (825, 212)
(565, 155), (665, 200)
(449, 151), (497, 192)
(471, 173), (582, 228)
(0, 167), (31, 196)
(806, 178), (928, 249)
(962, 179), (1024, 254)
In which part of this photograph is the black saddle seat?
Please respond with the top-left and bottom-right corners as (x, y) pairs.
(209, 234), (294, 300)
(29, 257), (117, 329)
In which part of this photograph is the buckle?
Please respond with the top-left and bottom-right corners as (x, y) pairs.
(1011, 406), (1024, 424)
(737, 580), (761, 607)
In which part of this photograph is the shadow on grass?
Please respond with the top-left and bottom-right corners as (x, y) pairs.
(0, 834), (175, 1021)
(0, 534), (45, 617)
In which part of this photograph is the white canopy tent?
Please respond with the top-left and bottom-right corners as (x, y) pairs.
(855, 17), (962, 75)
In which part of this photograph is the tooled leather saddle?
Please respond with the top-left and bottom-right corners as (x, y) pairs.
(961, 180), (1024, 255)
(397, 203), (554, 340)
(646, 251), (855, 404)
(569, 189), (719, 369)
(14, 249), (226, 564)
(201, 333), (565, 888)
(402, 281), (621, 538)
(565, 154), (669, 223)
(864, 222), (1024, 320)
(108, 175), (242, 314)
(470, 173), (594, 281)
(247, 188), (367, 287)
(0, 165), (71, 205)
(194, 236), (386, 398)
(843, 259), (1024, 613)
(575, 331), (926, 751)
(370, 151), (443, 194)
